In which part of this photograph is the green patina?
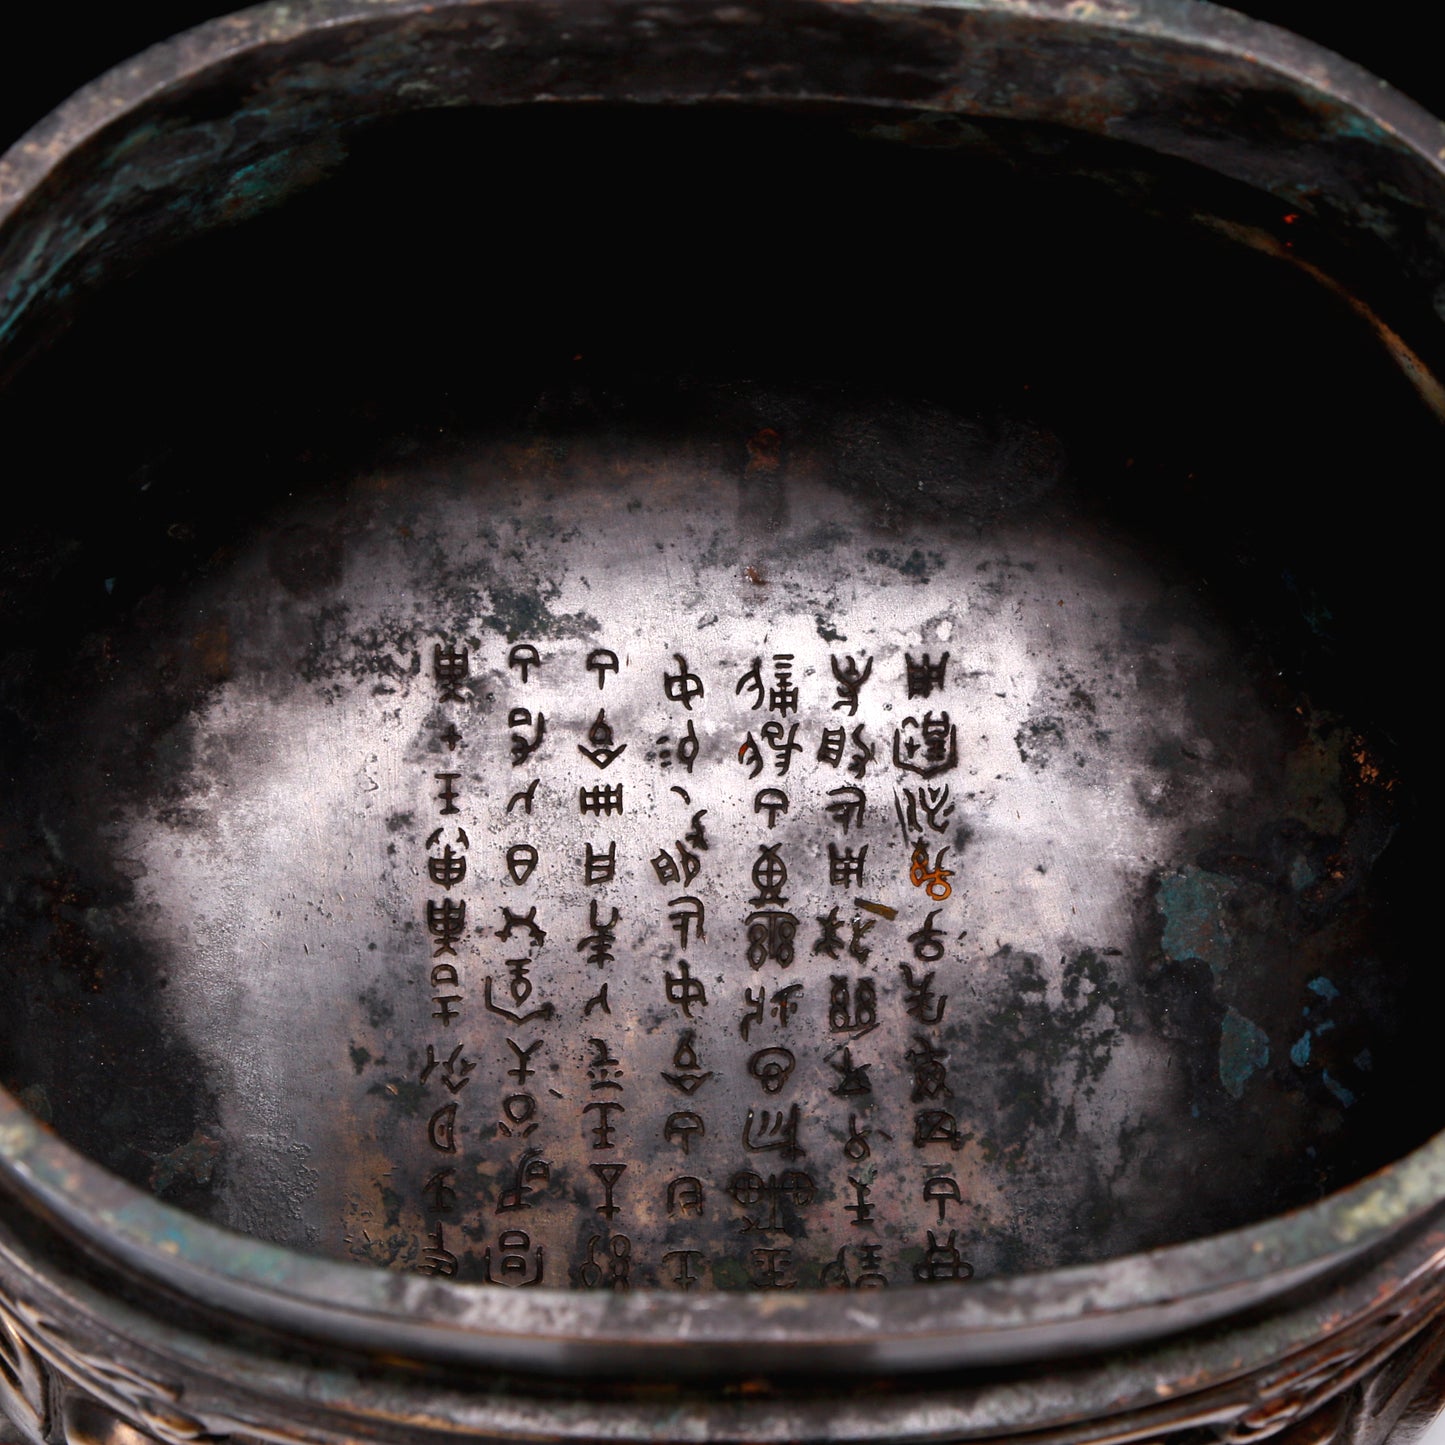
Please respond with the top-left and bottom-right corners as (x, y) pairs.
(1219, 1008), (1270, 1099)
(1157, 866), (1233, 982)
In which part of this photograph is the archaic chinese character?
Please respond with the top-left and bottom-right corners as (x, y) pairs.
(770, 983), (803, 1027)
(591, 1162), (626, 1220)
(654, 718), (700, 772)
(750, 843), (789, 905)
(504, 957), (534, 1006)
(497, 1149), (551, 1211)
(829, 977), (877, 1035)
(504, 1037), (543, 1084)
(913, 1110), (965, 1149)
(744, 910), (798, 970)
(667, 1175), (705, 1216)
(583, 1099), (625, 1148)
(855, 1243), (888, 1287)
(668, 894), (706, 947)
(743, 1103), (804, 1159)
(761, 720), (801, 773)
(483, 977), (554, 1026)
(847, 725), (876, 779)
(585, 648), (619, 689)
(843, 1113), (884, 1162)
(664, 1112), (705, 1154)
(498, 1092), (539, 1138)
(735, 657), (766, 711)
(482, 1228), (544, 1287)
(913, 1230), (973, 1283)
(814, 905), (846, 960)
(431, 993), (462, 1026)
(829, 1045), (872, 1096)
(426, 827), (470, 889)
(830, 653), (873, 716)
(824, 785), (865, 833)
(423, 1168), (458, 1213)
(820, 1243), (888, 1290)
(739, 982), (801, 1039)
(663, 1249), (706, 1290)
(683, 808), (709, 851)
(508, 643), (540, 683)
(739, 721), (801, 779)
(753, 787), (789, 828)
(827, 843), (868, 888)
(900, 963), (947, 1024)
(505, 843), (538, 885)
(583, 840), (616, 885)
(432, 644), (471, 702)
(768, 655), (798, 715)
(664, 957), (708, 1019)
(909, 841), (955, 901)
(426, 898), (466, 957)
(586, 1037), (624, 1091)
(907, 1036), (952, 1100)
(509, 708), (546, 766)
(577, 900), (620, 968)
(739, 986), (766, 1042)
(578, 708), (627, 769)
(729, 1169), (814, 1232)
(576, 1232), (632, 1291)
(662, 1031), (712, 1095)
(750, 1247), (796, 1289)
(420, 1224), (458, 1277)
(893, 712), (958, 778)
(420, 1042), (475, 1094)
(496, 905), (546, 946)
(433, 772), (461, 816)
(924, 1174), (964, 1222)
(748, 1046), (796, 1095)
(584, 982), (611, 1016)
(904, 651), (949, 699)
(428, 1102), (458, 1153)
(844, 1175), (874, 1226)
(818, 726), (846, 768)
(580, 784), (624, 817)
(908, 909), (947, 962)
(894, 783), (954, 836)
(438, 722), (462, 752)
(507, 778), (539, 814)
(651, 841), (701, 885)
(663, 653), (705, 709)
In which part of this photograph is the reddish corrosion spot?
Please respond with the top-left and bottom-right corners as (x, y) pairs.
(744, 566), (767, 586)
(1350, 735), (1395, 790)
(745, 427), (782, 475)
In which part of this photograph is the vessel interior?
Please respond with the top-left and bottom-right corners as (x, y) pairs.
(0, 101), (1439, 1292)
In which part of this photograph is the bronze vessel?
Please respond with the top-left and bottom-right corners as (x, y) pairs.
(2, 2), (1444, 1440)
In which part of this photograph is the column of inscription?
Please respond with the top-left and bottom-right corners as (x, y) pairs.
(417, 643), (475, 1279)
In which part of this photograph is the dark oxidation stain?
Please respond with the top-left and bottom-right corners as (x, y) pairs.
(268, 521), (344, 598)
(149, 1129), (222, 1196)
(479, 583), (599, 644)
(1014, 714), (1066, 768)
(865, 546), (944, 582)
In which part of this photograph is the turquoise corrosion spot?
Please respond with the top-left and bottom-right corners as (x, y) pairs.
(1322, 1071), (1356, 1108)
(1290, 1032), (1312, 1067)
(1219, 1008), (1270, 1099)
(1157, 866), (1233, 982)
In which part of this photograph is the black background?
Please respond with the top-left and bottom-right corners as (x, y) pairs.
(1, 2), (1442, 155)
